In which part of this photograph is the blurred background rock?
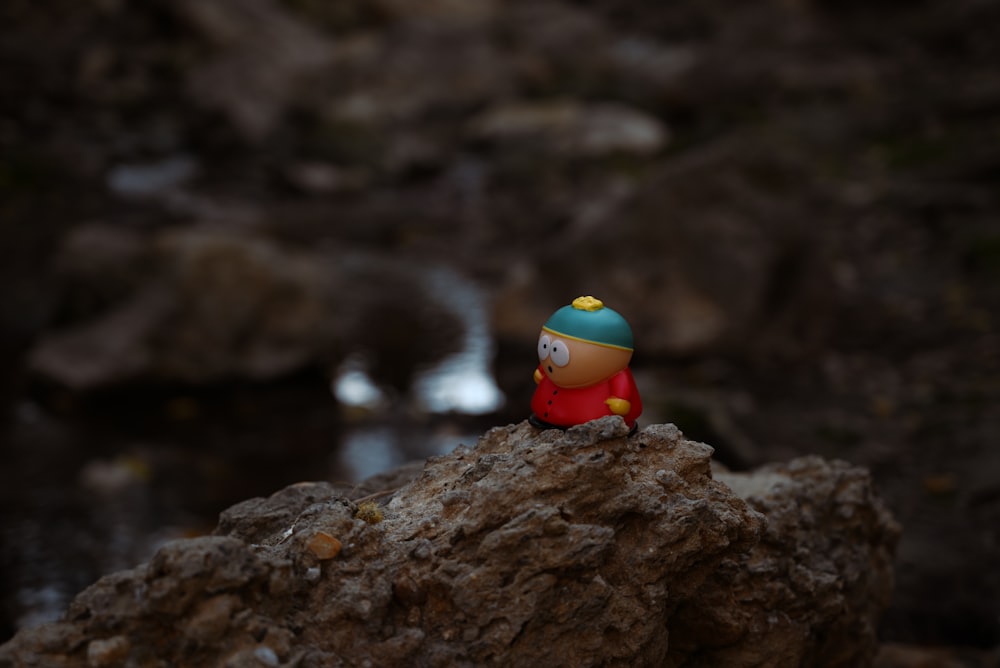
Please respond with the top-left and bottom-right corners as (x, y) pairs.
(1, 0), (998, 660)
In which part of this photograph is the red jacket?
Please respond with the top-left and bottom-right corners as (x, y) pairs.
(531, 365), (642, 428)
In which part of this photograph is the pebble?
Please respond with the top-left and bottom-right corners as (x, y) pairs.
(87, 636), (130, 667)
(306, 531), (342, 559)
(254, 646), (279, 666)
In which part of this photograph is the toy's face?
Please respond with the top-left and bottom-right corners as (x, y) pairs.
(537, 332), (632, 388)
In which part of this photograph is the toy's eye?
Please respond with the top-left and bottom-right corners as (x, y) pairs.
(537, 334), (551, 361)
(550, 340), (570, 367)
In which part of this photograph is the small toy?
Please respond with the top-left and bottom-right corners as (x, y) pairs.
(530, 296), (642, 430)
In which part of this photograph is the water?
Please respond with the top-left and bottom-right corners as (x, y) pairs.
(0, 268), (508, 640)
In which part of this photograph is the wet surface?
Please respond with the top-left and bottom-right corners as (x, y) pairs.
(0, 372), (505, 636)
(0, 265), (508, 634)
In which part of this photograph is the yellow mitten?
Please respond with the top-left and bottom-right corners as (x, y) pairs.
(604, 397), (630, 415)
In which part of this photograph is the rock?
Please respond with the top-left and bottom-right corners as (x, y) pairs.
(607, 37), (699, 93)
(493, 137), (839, 356)
(678, 457), (902, 667)
(321, 26), (512, 130)
(27, 226), (466, 391)
(280, 161), (370, 194)
(304, 532), (342, 560)
(85, 635), (129, 667)
(469, 100), (669, 157)
(106, 156), (199, 199)
(174, 0), (336, 141)
(0, 419), (898, 666)
(28, 228), (332, 387)
(374, 0), (497, 25)
(874, 642), (999, 668)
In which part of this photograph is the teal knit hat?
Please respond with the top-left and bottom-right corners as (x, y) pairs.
(542, 296), (634, 351)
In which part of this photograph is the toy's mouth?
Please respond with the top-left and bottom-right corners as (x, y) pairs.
(547, 365), (553, 373)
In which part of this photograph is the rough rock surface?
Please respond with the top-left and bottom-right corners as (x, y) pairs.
(0, 418), (899, 666)
(680, 458), (901, 667)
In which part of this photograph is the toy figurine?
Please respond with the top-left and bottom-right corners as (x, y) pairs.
(530, 296), (642, 430)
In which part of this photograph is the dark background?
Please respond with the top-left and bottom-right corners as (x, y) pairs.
(1, 0), (998, 658)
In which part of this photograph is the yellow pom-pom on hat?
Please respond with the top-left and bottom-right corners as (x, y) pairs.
(572, 295), (604, 312)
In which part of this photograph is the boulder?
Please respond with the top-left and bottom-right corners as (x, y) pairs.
(677, 458), (901, 666)
(27, 226), (466, 392)
(0, 418), (899, 666)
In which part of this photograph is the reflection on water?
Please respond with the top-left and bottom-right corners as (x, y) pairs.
(411, 268), (505, 415)
(337, 424), (477, 482)
(7, 516), (77, 632)
(331, 355), (387, 410)
(337, 425), (398, 481)
(415, 360), (505, 415)
(331, 267), (505, 417)
(334, 269), (503, 480)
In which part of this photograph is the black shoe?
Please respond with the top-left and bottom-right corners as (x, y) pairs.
(528, 414), (564, 430)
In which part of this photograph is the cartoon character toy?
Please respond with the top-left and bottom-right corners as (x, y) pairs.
(530, 296), (642, 430)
